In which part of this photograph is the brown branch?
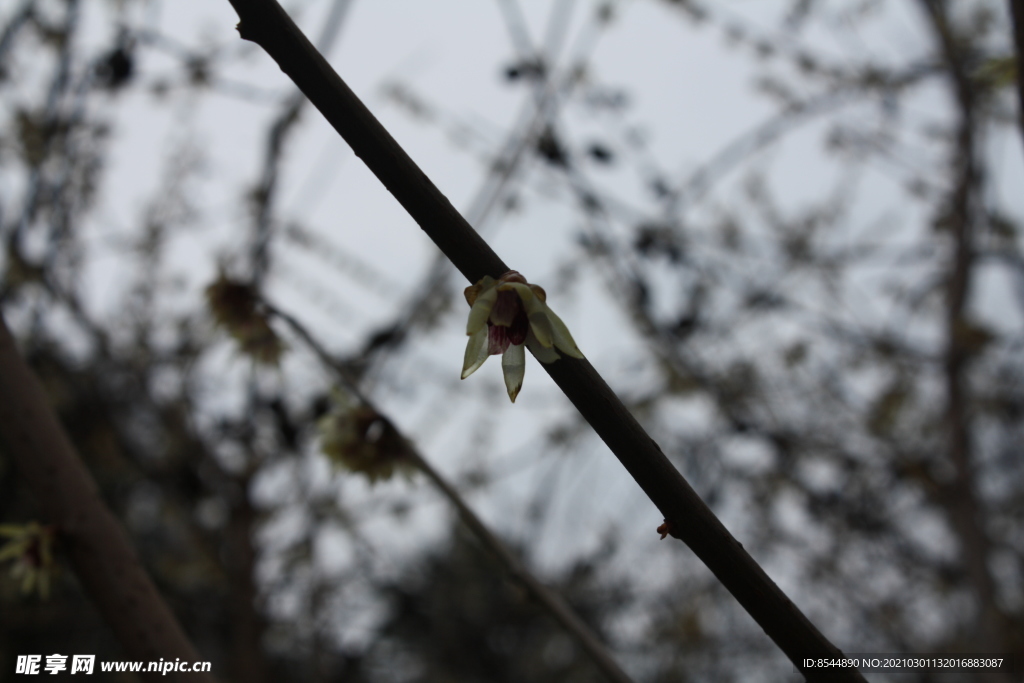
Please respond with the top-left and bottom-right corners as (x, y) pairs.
(0, 0), (34, 70)
(225, 470), (267, 683)
(223, 1), (865, 679)
(1010, 0), (1024, 156)
(409, 451), (636, 683)
(919, 0), (1005, 666)
(250, 0), (354, 284)
(0, 312), (215, 683)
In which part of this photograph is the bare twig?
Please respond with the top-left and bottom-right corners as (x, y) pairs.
(266, 301), (636, 683)
(240, 5), (356, 675)
(0, 0), (33, 71)
(918, 1), (1005, 672)
(1010, 0), (1024, 158)
(223, 2), (865, 679)
(0, 312), (214, 683)
(250, 0), (355, 284)
(410, 451), (635, 683)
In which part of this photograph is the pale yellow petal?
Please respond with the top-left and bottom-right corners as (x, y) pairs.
(504, 281), (535, 301)
(466, 285), (498, 335)
(502, 343), (526, 402)
(526, 329), (560, 363)
(546, 308), (584, 358)
(464, 276), (496, 306)
(528, 311), (554, 347)
(461, 327), (490, 379)
(0, 541), (25, 563)
(507, 283), (555, 347)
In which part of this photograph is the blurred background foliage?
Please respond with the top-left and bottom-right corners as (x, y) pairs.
(0, 0), (1022, 681)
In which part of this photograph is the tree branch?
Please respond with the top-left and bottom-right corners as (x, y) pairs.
(1010, 0), (1024, 156)
(919, 0), (1005, 669)
(223, 1), (865, 678)
(250, 0), (354, 285)
(0, 312), (214, 683)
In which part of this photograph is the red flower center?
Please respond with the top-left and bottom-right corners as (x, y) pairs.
(487, 290), (529, 354)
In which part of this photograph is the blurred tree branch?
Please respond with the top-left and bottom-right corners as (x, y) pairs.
(266, 300), (636, 683)
(918, 1), (1006, 675)
(249, 0), (354, 285)
(0, 312), (214, 683)
(223, 0), (865, 678)
(1011, 0), (1024, 154)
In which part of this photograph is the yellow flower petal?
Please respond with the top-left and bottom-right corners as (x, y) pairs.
(526, 330), (560, 363)
(504, 282), (533, 298)
(466, 285), (498, 335)
(505, 283), (555, 347)
(502, 342), (526, 402)
(0, 541), (25, 563)
(546, 308), (584, 358)
(461, 326), (490, 379)
(464, 276), (496, 306)
(528, 311), (554, 347)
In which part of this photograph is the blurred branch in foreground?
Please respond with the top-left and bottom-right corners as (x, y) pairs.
(0, 312), (214, 683)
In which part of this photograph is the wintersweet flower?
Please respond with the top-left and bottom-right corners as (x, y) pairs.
(205, 274), (285, 366)
(461, 270), (583, 402)
(0, 522), (57, 599)
(318, 389), (414, 483)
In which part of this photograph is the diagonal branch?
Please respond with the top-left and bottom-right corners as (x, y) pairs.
(222, 1), (866, 679)
(0, 312), (214, 683)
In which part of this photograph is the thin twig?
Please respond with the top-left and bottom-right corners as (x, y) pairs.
(0, 0), (33, 72)
(250, 0), (355, 284)
(266, 302), (636, 683)
(1010, 0), (1024, 159)
(224, 2), (865, 679)
(918, 2), (1005, 675)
